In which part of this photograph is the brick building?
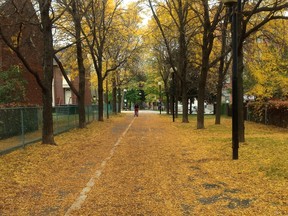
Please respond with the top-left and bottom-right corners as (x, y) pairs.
(0, 0), (43, 105)
(0, 0), (92, 107)
(52, 62), (92, 106)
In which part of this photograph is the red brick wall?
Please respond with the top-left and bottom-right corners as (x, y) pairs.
(0, 0), (43, 106)
(85, 73), (92, 105)
(1, 0), (92, 107)
(52, 66), (92, 106)
(53, 66), (64, 105)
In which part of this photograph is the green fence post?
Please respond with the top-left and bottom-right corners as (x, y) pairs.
(87, 106), (89, 123)
(21, 109), (25, 147)
(56, 108), (58, 134)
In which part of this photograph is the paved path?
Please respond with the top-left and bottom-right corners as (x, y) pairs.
(65, 111), (179, 215)
(1, 112), (287, 215)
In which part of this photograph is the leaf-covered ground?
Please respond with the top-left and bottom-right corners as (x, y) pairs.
(0, 112), (287, 215)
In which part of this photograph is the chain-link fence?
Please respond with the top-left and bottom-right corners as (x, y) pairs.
(0, 104), (111, 155)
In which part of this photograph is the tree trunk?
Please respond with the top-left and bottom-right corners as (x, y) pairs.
(178, 13), (189, 123)
(214, 54), (225, 125)
(197, 2), (211, 129)
(215, 13), (228, 125)
(78, 85), (86, 128)
(42, 88), (55, 144)
(166, 92), (170, 114)
(197, 1), (221, 128)
(117, 87), (121, 113)
(215, 83), (223, 124)
(175, 99), (179, 118)
(39, 0), (55, 144)
(197, 85), (205, 129)
(197, 56), (209, 129)
(72, 0), (86, 128)
(72, 0), (86, 129)
(112, 78), (117, 114)
(182, 82), (189, 122)
(98, 77), (104, 121)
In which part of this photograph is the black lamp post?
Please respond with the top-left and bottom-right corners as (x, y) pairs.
(106, 79), (109, 119)
(158, 82), (162, 114)
(170, 68), (176, 122)
(222, 0), (239, 160)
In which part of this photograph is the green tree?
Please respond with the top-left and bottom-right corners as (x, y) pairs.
(126, 89), (141, 107)
(0, 66), (27, 104)
(81, 0), (142, 121)
(148, 0), (198, 123)
(237, 0), (288, 142)
(193, 1), (223, 129)
(55, 0), (90, 129)
(245, 19), (288, 100)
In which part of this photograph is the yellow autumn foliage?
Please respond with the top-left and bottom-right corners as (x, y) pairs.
(246, 19), (288, 100)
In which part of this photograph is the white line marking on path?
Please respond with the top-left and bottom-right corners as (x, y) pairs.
(65, 117), (135, 216)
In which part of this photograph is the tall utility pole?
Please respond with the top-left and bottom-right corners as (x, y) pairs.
(222, 0), (239, 160)
(158, 82), (162, 114)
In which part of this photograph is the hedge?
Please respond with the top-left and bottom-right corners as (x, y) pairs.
(247, 100), (288, 128)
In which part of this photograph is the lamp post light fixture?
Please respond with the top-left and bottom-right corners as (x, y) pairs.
(222, 0), (237, 6)
(158, 82), (162, 114)
(123, 89), (127, 110)
(222, 0), (239, 160)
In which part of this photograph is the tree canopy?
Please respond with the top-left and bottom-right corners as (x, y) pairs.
(0, 0), (287, 145)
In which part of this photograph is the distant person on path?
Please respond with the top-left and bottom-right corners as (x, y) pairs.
(134, 104), (139, 117)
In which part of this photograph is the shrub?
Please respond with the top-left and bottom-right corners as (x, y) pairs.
(0, 66), (27, 104)
(247, 100), (288, 128)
